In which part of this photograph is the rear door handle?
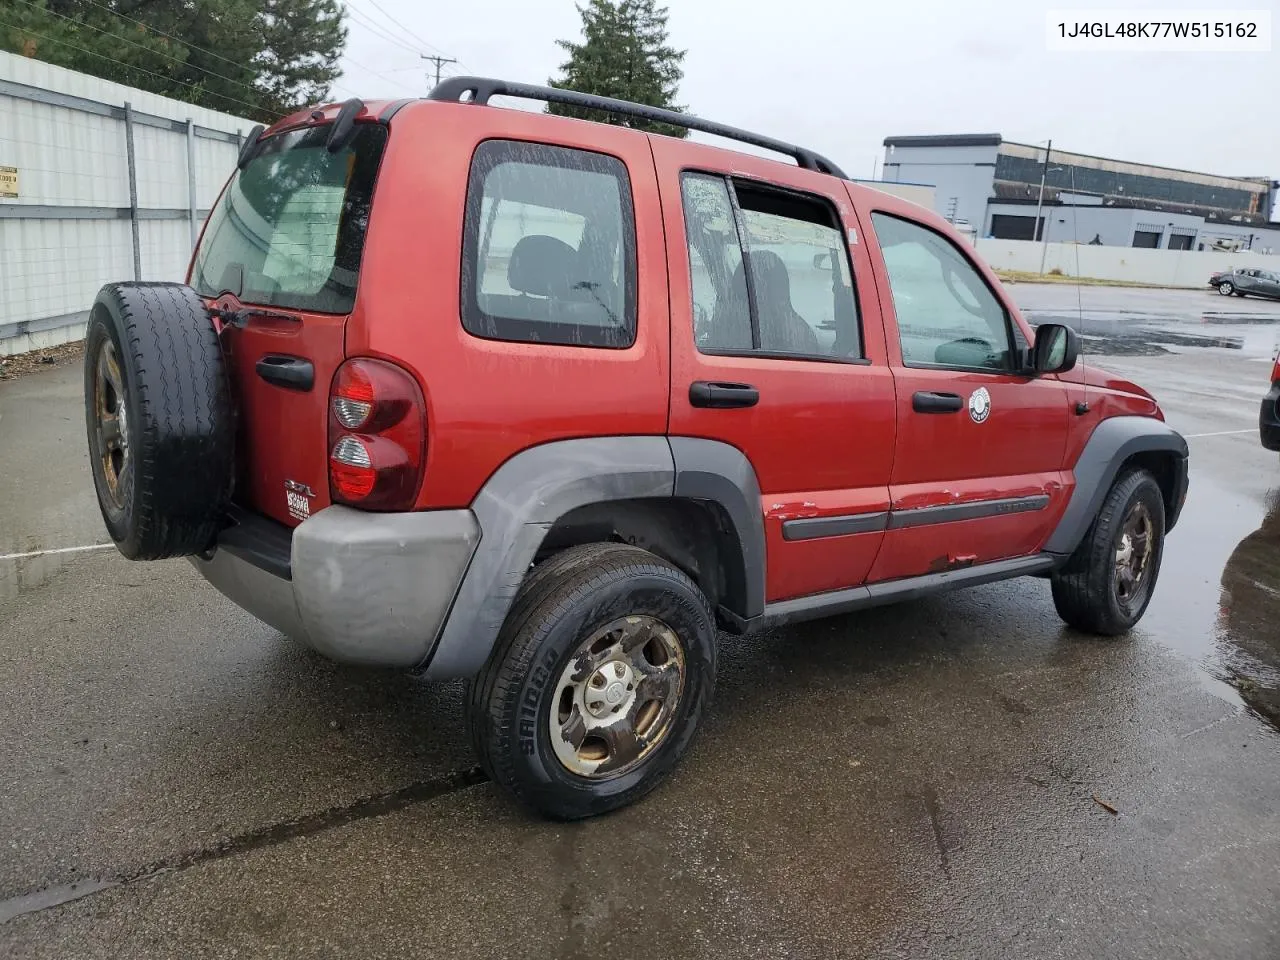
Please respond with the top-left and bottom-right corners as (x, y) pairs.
(256, 354), (314, 391)
(912, 391), (964, 413)
(689, 381), (759, 409)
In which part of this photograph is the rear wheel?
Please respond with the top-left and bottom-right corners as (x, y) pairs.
(1051, 469), (1166, 635)
(84, 283), (234, 560)
(467, 543), (716, 820)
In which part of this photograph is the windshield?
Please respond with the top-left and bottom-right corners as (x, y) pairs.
(191, 123), (387, 314)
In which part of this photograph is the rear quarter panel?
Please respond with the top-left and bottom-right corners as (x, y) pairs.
(348, 103), (671, 508)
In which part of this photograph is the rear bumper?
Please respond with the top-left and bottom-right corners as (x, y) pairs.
(192, 504), (480, 667)
(1262, 381), (1280, 452)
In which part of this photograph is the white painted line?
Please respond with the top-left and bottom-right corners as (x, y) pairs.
(1182, 429), (1256, 439)
(0, 543), (115, 562)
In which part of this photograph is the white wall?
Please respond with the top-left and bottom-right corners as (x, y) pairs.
(852, 180), (935, 210)
(976, 238), (1280, 287)
(0, 51), (253, 355)
(881, 142), (998, 229)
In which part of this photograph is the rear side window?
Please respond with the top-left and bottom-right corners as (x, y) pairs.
(191, 123), (387, 314)
(462, 140), (637, 348)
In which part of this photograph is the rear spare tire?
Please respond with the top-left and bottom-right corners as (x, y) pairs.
(84, 283), (234, 560)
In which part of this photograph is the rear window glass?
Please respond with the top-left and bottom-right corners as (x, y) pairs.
(191, 123), (387, 314)
(462, 140), (636, 348)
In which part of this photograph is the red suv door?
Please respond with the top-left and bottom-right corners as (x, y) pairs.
(852, 189), (1072, 581)
(653, 138), (897, 602)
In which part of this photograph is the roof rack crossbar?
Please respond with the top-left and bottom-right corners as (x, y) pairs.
(427, 76), (847, 179)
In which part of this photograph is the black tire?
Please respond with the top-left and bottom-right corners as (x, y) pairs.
(1218, 281), (1234, 296)
(1051, 469), (1166, 636)
(467, 543), (717, 820)
(83, 283), (234, 560)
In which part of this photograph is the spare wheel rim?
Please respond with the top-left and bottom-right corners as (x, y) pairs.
(93, 339), (132, 511)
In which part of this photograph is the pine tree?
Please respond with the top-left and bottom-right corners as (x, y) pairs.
(254, 0), (346, 117)
(548, 0), (688, 138)
(0, 0), (346, 122)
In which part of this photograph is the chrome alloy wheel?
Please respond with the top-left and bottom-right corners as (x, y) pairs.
(92, 339), (132, 511)
(550, 615), (686, 778)
(1114, 500), (1154, 606)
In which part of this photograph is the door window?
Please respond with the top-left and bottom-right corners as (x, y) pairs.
(680, 173), (862, 361)
(681, 174), (752, 352)
(871, 213), (1014, 371)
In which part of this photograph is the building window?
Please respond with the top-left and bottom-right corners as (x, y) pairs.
(989, 213), (1041, 241)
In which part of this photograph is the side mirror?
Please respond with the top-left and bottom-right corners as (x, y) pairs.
(1032, 323), (1080, 375)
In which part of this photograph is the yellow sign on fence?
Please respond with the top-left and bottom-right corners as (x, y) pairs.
(0, 166), (17, 198)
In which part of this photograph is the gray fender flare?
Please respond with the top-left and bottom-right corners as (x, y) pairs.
(1044, 416), (1189, 556)
(422, 436), (768, 680)
(423, 437), (675, 679)
(668, 437), (767, 621)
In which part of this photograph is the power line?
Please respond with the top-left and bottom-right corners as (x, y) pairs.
(76, 0), (251, 74)
(54, 0), (360, 109)
(339, 54), (419, 96)
(10, 0), (263, 100)
(343, 4), (423, 57)
(352, 0), (448, 58)
(0, 16), (279, 117)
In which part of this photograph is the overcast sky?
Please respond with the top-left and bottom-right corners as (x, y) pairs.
(338, 0), (1278, 192)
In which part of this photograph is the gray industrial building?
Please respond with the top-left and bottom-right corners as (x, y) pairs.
(880, 134), (1280, 254)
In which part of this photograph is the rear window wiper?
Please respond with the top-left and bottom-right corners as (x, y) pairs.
(212, 305), (302, 330)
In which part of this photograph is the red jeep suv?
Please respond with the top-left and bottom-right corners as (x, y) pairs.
(83, 78), (1189, 819)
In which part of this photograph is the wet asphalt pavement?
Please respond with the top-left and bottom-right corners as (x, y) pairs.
(1, 285), (1279, 959)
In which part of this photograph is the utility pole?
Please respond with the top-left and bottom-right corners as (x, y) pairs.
(1033, 138), (1051, 248)
(422, 55), (457, 90)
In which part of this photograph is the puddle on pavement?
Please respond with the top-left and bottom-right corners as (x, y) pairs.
(1143, 478), (1280, 732)
(1024, 307), (1280, 358)
(1213, 489), (1280, 728)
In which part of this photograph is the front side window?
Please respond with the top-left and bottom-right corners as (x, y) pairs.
(871, 213), (1014, 371)
(191, 123), (386, 314)
(680, 173), (862, 361)
(462, 140), (636, 348)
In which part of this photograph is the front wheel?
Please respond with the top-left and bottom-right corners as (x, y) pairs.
(467, 543), (717, 820)
(1218, 281), (1234, 296)
(1051, 469), (1166, 635)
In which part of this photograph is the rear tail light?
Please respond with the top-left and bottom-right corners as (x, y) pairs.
(328, 358), (425, 510)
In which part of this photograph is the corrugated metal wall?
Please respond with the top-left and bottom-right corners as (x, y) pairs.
(0, 51), (254, 355)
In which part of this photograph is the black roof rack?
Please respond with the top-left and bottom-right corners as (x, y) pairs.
(427, 76), (847, 179)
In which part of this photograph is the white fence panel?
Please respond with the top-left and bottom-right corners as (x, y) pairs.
(0, 51), (252, 355)
(975, 239), (1280, 288)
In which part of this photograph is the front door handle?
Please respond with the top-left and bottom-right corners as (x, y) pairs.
(689, 381), (759, 409)
(912, 391), (964, 413)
